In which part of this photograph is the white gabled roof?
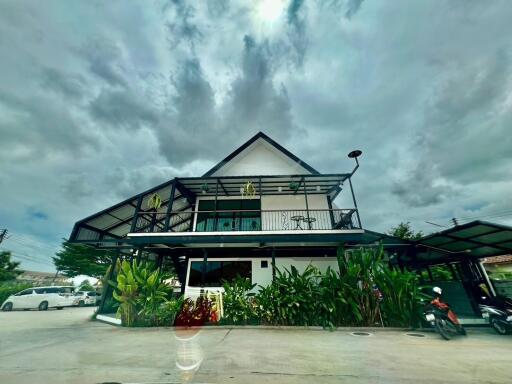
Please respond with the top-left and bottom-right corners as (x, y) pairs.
(203, 132), (320, 177)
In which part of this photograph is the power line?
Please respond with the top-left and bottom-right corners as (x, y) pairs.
(9, 252), (51, 266)
(455, 207), (512, 222)
(4, 236), (58, 256)
(458, 212), (512, 224)
(8, 234), (58, 252)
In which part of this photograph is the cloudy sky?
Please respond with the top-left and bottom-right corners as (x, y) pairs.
(1, 0), (511, 272)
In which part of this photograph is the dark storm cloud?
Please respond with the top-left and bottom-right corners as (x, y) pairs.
(40, 68), (86, 100)
(153, 58), (217, 165)
(286, 0), (307, 66)
(225, 35), (296, 141)
(80, 38), (128, 88)
(345, 0), (365, 19)
(0, 92), (99, 160)
(2, 0), (512, 271)
(393, 50), (512, 206)
(164, 0), (203, 51)
(154, 35), (297, 166)
(89, 89), (159, 129)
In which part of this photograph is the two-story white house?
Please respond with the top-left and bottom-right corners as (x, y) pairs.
(70, 132), (387, 303)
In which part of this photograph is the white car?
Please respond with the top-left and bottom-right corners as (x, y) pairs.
(1, 286), (75, 311)
(72, 291), (99, 306)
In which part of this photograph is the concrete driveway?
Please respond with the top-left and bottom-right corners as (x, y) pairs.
(0, 308), (511, 384)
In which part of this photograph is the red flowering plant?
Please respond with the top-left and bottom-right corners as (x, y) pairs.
(175, 296), (216, 327)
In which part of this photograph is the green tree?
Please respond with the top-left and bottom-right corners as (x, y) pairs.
(0, 251), (23, 282)
(389, 222), (424, 240)
(53, 241), (114, 279)
(78, 279), (95, 291)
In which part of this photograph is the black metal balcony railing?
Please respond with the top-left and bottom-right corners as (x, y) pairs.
(132, 209), (360, 233)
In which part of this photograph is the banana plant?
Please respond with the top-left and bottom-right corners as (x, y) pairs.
(133, 261), (171, 324)
(110, 260), (172, 326)
(110, 260), (140, 327)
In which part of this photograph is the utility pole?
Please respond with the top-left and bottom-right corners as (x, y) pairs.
(0, 229), (7, 245)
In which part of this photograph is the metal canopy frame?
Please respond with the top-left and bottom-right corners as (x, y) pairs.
(68, 132), (357, 246)
(176, 173), (348, 197)
(69, 172), (352, 244)
(413, 220), (512, 263)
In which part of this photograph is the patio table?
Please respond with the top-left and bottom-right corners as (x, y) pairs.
(303, 217), (316, 230)
(290, 215), (305, 229)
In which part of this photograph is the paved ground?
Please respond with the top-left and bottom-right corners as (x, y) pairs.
(0, 308), (511, 384)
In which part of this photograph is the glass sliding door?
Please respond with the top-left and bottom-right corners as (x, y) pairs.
(195, 199), (261, 232)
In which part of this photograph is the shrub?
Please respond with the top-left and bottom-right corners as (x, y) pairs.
(375, 267), (428, 327)
(175, 296), (214, 327)
(221, 246), (427, 328)
(0, 282), (32, 306)
(153, 297), (184, 326)
(257, 265), (320, 326)
(110, 259), (173, 327)
(222, 276), (256, 325)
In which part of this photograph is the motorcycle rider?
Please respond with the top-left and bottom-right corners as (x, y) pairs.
(430, 287), (463, 327)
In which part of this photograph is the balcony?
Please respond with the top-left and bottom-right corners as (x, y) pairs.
(132, 208), (360, 234)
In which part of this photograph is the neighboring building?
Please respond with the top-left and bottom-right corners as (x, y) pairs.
(70, 132), (512, 314)
(17, 270), (72, 286)
(482, 255), (512, 274)
(483, 255), (512, 298)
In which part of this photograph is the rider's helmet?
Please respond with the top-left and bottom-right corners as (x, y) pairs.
(433, 286), (442, 296)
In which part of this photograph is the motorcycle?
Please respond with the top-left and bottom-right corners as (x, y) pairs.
(424, 287), (466, 340)
(479, 295), (512, 335)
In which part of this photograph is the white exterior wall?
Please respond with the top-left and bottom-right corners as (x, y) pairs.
(184, 257), (339, 299)
(275, 257), (339, 275)
(212, 139), (311, 176)
(261, 194), (330, 230)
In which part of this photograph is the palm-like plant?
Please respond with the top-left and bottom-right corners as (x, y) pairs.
(132, 261), (171, 324)
(111, 260), (140, 327)
(222, 276), (256, 324)
(110, 260), (172, 326)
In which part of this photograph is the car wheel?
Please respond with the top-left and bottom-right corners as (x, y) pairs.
(491, 318), (508, 335)
(2, 302), (13, 311)
(78, 300), (85, 307)
(38, 301), (49, 311)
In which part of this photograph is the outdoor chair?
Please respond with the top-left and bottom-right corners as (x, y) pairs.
(334, 212), (353, 229)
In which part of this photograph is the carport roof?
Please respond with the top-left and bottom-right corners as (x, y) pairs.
(417, 220), (512, 259)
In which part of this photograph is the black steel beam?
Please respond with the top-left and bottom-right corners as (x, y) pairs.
(175, 181), (196, 205)
(348, 177), (362, 228)
(217, 178), (229, 196)
(128, 231), (366, 246)
(164, 181), (177, 231)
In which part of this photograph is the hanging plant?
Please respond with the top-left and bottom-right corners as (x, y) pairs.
(241, 181), (256, 199)
(201, 183), (209, 193)
(147, 193), (162, 210)
(289, 182), (300, 191)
